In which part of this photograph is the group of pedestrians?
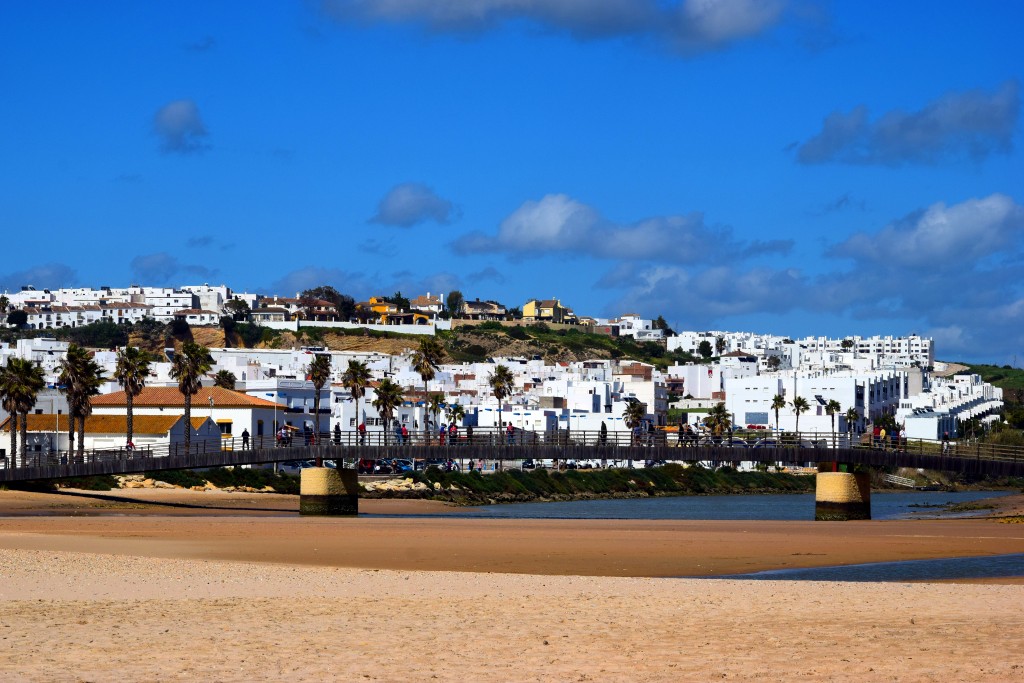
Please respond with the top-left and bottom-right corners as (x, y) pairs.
(871, 424), (908, 452)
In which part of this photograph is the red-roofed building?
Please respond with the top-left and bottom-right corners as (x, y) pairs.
(92, 386), (282, 442)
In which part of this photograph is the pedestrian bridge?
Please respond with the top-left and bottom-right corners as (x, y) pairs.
(1, 432), (1021, 484)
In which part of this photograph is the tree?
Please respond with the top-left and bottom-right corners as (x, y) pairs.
(488, 364), (515, 437)
(825, 399), (842, 448)
(307, 354), (331, 463)
(0, 358), (44, 465)
(427, 394), (445, 434)
(506, 307), (522, 321)
(715, 336), (726, 356)
(444, 402), (465, 427)
(220, 316), (235, 348)
(697, 340), (713, 358)
(411, 338), (444, 439)
(213, 369), (237, 390)
(623, 400), (647, 467)
(1, 357), (45, 466)
(0, 360), (20, 462)
(170, 342), (213, 454)
(446, 291), (465, 319)
(845, 407), (859, 443)
(705, 402), (732, 436)
(766, 355), (782, 371)
(371, 378), (404, 446)
(6, 310), (27, 328)
(841, 338), (854, 351)
(770, 394), (787, 431)
(791, 396), (810, 438)
(385, 291), (410, 311)
(341, 360), (371, 443)
(300, 286), (355, 321)
(59, 344), (106, 461)
(169, 317), (191, 339)
(115, 347), (151, 449)
(0, 294), (8, 312)
(224, 299), (251, 321)
(653, 316), (675, 336)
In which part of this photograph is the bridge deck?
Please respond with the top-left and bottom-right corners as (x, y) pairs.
(1, 438), (1021, 483)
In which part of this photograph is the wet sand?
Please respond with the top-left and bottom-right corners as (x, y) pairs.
(1, 488), (1022, 681)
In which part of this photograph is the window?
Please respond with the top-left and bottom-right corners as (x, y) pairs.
(217, 420), (232, 435)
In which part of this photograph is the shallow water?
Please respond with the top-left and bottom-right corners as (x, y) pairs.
(444, 490), (1010, 522)
(709, 553), (1024, 582)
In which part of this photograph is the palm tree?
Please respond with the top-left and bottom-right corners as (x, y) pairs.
(170, 341), (213, 455)
(444, 402), (465, 427)
(705, 402), (732, 437)
(0, 358), (44, 466)
(0, 360), (21, 463)
(115, 347), (151, 449)
(791, 396), (810, 440)
(341, 360), (371, 445)
(770, 394), (786, 433)
(427, 393), (445, 436)
(213, 370), (237, 390)
(489, 364), (514, 440)
(411, 338), (444, 441)
(825, 399), (842, 448)
(623, 400), (647, 467)
(715, 336), (726, 356)
(845, 407), (859, 445)
(59, 345), (106, 462)
(307, 353), (331, 464)
(371, 378), (404, 446)
(4, 358), (45, 466)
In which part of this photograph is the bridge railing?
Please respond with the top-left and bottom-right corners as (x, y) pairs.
(0, 428), (1019, 475)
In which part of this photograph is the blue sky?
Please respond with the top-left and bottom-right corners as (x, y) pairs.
(1, 1), (1022, 364)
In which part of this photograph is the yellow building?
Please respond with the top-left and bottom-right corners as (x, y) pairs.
(522, 298), (575, 324)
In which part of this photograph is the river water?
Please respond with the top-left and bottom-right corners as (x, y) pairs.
(441, 490), (1024, 581)
(449, 489), (1009, 521)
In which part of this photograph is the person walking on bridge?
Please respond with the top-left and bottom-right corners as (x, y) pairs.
(241, 428), (249, 450)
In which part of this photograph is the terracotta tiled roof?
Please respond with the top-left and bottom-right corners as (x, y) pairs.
(92, 386), (279, 408)
(0, 414), (185, 434)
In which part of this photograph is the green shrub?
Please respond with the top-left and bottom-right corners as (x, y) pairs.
(55, 474), (119, 490)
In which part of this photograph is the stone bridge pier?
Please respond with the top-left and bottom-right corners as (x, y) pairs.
(815, 467), (871, 521)
(299, 467), (359, 515)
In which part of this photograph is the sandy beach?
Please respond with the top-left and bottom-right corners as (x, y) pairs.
(1, 488), (1022, 681)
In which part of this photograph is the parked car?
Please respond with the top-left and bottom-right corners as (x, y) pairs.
(278, 460), (316, 475)
(357, 458), (378, 474)
(392, 459), (414, 473)
(521, 458), (537, 470)
(415, 458), (446, 471)
(752, 439), (780, 449)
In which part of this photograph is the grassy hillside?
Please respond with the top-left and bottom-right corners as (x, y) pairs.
(3, 318), (698, 367)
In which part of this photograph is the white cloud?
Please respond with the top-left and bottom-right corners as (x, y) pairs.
(797, 81), (1020, 166)
(153, 100), (209, 154)
(131, 253), (215, 284)
(370, 182), (458, 227)
(456, 193), (791, 264)
(832, 193), (1024, 269)
(0, 263), (78, 291)
(321, 0), (791, 51)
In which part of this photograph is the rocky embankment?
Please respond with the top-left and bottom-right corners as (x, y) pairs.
(115, 474), (276, 494)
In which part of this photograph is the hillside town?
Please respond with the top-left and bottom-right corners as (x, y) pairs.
(0, 282), (1005, 459)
